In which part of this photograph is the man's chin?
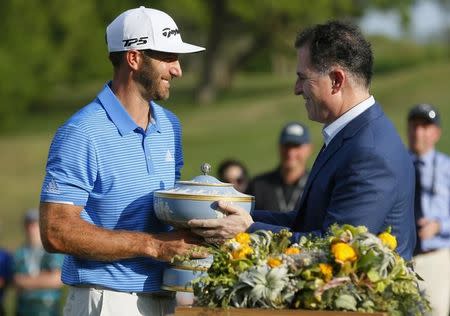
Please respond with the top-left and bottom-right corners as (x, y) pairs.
(149, 93), (169, 102)
(154, 90), (170, 101)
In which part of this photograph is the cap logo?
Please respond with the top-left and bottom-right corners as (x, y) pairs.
(123, 37), (148, 47)
(162, 28), (180, 38)
(429, 111), (436, 119)
(286, 125), (304, 136)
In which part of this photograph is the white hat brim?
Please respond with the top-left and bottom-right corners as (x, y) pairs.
(151, 41), (205, 54)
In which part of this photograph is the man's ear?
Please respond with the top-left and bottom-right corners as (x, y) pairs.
(125, 50), (141, 71)
(330, 68), (345, 94)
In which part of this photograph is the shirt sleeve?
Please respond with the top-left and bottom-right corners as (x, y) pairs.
(248, 222), (321, 243)
(40, 123), (98, 206)
(248, 210), (316, 243)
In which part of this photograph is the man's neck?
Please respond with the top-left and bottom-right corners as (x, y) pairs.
(412, 147), (435, 158)
(111, 79), (151, 130)
(328, 88), (371, 123)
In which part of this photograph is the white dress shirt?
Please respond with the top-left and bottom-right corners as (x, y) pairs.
(322, 95), (375, 146)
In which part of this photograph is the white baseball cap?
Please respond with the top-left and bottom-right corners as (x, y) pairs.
(106, 6), (205, 54)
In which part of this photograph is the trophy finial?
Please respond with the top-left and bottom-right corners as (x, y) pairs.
(201, 163), (211, 175)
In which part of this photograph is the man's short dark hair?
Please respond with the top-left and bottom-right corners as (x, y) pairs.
(109, 51), (126, 68)
(295, 20), (373, 87)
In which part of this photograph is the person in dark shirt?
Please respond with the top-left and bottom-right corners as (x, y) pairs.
(246, 122), (313, 211)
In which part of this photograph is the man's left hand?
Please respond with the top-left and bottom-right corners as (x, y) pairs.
(188, 201), (254, 241)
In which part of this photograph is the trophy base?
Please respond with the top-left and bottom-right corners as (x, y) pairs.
(162, 256), (212, 292)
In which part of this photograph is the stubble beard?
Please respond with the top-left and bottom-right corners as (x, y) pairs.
(134, 57), (168, 101)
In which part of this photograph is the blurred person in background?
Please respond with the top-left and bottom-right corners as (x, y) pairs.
(189, 20), (416, 260)
(407, 104), (450, 316)
(13, 209), (64, 316)
(217, 159), (249, 193)
(0, 240), (13, 316)
(246, 122), (312, 211)
(38, 6), (205, 316)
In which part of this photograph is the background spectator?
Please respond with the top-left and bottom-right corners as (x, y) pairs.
(217, 159), (250, 193)
(247, 122), (313, 211)
(407, 103), (450, 316)
(13, 209), (64, 316)
(0, 247), (12, 316)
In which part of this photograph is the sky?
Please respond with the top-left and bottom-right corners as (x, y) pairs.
(360, 0), (450, 42)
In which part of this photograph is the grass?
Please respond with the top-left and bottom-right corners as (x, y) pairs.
(1, 61), (450, 248)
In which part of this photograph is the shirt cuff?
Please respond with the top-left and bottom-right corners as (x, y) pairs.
(247, 222), (288, 233)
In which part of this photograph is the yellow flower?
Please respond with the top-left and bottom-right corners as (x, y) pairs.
(378, 232), (397, 250)
(235, 232), (251, 245)
(319, 263), (333, 281)
(284, 247), (301, 255)
(331, 242), (357, 264)
(267, 257), (282, 268)
(231, 244), (253, 260)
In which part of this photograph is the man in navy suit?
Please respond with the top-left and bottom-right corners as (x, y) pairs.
(189, 21), (416, 260)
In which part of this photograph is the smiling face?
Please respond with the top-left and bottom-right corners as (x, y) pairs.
(133, 50), (182, 101)
(294, 46), (334, 124)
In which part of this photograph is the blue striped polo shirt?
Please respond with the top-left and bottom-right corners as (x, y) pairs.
(40, 82), (183, 293)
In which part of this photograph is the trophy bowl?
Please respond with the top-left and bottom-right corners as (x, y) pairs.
(154, 163), (254, 228)
(154, 163), (255, 292)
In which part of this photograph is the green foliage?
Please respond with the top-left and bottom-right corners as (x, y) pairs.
(1, 0), (438, 127)
(371, 35), (449, 74)
(0, 0), (111, 130)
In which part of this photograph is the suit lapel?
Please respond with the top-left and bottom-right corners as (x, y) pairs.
(295, 103), (384, 214)
(295, 135), (343, 212)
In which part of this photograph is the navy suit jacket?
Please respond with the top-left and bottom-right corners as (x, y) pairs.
(249, 103), (416, 259)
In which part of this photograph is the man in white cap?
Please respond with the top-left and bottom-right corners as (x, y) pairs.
(39, 6), (205, 316)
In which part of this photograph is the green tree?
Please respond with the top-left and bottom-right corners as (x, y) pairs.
(157, 0), (414, 104)
(0, 0), (138, 131)
(0, 0), (415, 131)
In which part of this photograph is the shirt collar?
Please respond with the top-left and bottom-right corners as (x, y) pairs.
(322, 95), (375, 146)
(97, 82), (161, 136)
(413, 149), (436, 166)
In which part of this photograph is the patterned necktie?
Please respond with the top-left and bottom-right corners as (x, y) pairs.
(413, 159), (424, 255)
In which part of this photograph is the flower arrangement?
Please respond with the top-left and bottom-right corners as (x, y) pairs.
(191, 225), (430, 316)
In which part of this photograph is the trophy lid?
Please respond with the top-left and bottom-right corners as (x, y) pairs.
(156, 163), (252, 198)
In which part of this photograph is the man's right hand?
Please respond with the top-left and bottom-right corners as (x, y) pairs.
(149, 230), (208, 262)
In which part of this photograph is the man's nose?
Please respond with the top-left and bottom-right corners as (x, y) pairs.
(170, 60), (182, 78)
(294, 81), (303, 95)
